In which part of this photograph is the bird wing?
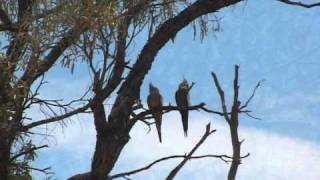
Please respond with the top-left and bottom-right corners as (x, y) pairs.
(148, 92), (162, 109)
(175, 89), (188, 108)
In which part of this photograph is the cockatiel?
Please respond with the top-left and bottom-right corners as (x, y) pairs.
(147, 83), (163, 143)
(175, 79), (190, 137)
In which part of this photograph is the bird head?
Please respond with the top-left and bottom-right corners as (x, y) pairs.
(179, 79), (189, 90)
(149, 83), (159, 93)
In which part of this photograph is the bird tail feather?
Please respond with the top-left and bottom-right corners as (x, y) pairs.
(155, 112), (162, 143)
(181, 110), (188, 137)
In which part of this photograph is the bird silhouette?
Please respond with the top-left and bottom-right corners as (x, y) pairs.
(175, 79), (190, 137)
(147, 83), (163, 143)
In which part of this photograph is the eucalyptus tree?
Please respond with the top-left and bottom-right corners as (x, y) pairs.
(0, 0), (318, 179)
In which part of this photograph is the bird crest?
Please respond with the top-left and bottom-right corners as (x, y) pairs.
(179, 79), (189, 90)
(149, 83), (159, 93)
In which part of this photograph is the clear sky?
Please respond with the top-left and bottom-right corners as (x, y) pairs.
(29, 0), (320, 179)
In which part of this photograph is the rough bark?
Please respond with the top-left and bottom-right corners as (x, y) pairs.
(0, 137), (12, 179)
(227, 124), (241, 180)
(227, 65), (241, 180)
(90, 101), (130, 179)
(91, 127), (130, 179)
(0, 121), (15, 179)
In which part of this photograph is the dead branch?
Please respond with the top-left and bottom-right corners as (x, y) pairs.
(109, 153), (237, 179)
(22, 102), (92, 130)
(211, 65), (254, 180)
(131, 103), (225, 123)
(243, 111), (262, 120)
(165, 123), (215, 180)
(211, 72), (230, 123)
(240, 80), (263, 110)
(277, 0), (320, 8)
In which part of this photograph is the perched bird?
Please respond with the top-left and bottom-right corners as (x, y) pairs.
(175, 79), (190, 137)
(147, 83), (163, 143)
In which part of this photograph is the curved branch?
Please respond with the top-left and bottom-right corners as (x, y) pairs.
(110, 154), (228, 179)
(277, 0), (320, 8)
(166, 123), (215, 180)
(240, 80), (264, 110)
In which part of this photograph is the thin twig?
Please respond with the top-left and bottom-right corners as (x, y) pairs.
(165, 123), (215, 180)
(240, 80), (264, 110)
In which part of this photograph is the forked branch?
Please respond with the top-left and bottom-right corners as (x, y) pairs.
(165, 123), (215, 180)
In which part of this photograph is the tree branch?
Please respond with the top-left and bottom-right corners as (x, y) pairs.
(22, 102), (92, 130)
(109, 154), (230, 179)
(240, 80), (263, 110)
(211, 72), (230, 123)
(228, 65), (242, 180)
(277, 0), (320, 8)
(10, 145), (48, 161)
(132, 103), (214, 121)
(165, 123), (215, 180)
(19, 23), (88, 86)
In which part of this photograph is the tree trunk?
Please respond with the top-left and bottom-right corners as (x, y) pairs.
(91, 129), (130, 179)
(227, 124), (241, 180)
(227, 65), (241, 180)
(68, 126), (130, 180)
(0, 126), (14, 179)
(91, 102), (130, 179)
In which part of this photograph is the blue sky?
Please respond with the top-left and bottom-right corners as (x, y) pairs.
(27, 0), (320, 179)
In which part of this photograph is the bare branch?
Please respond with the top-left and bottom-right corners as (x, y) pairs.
(277, 0), (320, 8)
(232, 65), (240, 111)
(240, 80), (264, 110)
(243, 111), (262, 120)
(110, 154), (230, 179)
(211, 72), (230, 122)
(228, 65), (243, 180)
(188, 82), (196, 91)
(22, 102), (91, 130)
(166, 123), (215, 180)
(131, 103), (225, 123)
